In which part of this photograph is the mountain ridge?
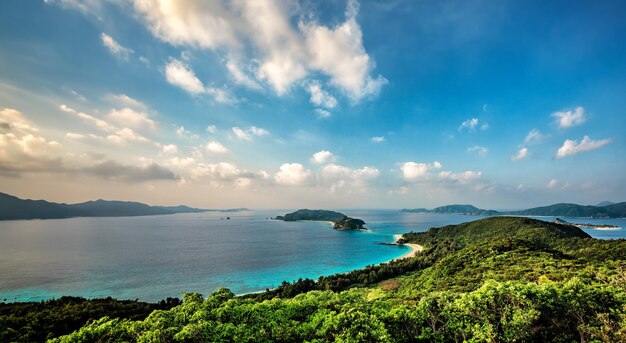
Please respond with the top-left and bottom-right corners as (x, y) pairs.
(0, 192), (247, 221)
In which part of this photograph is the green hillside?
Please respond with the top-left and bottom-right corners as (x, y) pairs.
(29, 216), (625, 343)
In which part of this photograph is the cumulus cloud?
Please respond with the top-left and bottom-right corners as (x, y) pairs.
(164, 59), (235, 103)
(310, 150), (336, 164)
(318, 163), (379, 192)
(107, 94), (148, 110)
(232, 126), (269, 140)
(107, 108), (156, 130)
(467, 145), (488, 156)
(553, 106), (585, 128)
(101, 32), (133, 60)
(129, 0), (385, 102)
(511, 147), (528, 161)
(556, 135), (611, 158)
(191, 162), (248, 181)
(0, 108), (63, 176)
(307, 80), (337, 109)
(274, 163), (312, 186)
(399, 160), (481, 185)
(162, 144), (178, 154)
(206, 125), (216, 133)
(400, 161), (442, 180)
(371, 136), (385, 143)
(206, 140), (228, 154)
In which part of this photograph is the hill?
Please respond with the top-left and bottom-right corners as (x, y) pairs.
(401, 201), (626, 218)
(38, 216), (626, 342)
(596, 201), (615, 207)
(0, 192), (237, 220)
(275, 209), (367, 230)
(509, 202), (626, 218)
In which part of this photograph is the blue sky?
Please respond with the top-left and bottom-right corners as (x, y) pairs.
(0, 0), (624, 209)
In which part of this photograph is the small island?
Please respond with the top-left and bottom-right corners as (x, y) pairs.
(274, 209), (367, 231)
(553, 218), (621, 230)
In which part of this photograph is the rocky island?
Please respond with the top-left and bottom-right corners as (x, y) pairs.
(274, 209), (367, 230)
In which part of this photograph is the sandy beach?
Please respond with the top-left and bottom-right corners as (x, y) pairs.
(393, 234), (424, 259)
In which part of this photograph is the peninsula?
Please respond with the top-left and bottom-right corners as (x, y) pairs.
(274, 209), (367, 230)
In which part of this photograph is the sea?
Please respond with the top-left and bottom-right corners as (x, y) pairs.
(1, 210), (624, 303)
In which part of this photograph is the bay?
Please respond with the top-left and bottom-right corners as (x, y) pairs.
(1, 210), (624, 302)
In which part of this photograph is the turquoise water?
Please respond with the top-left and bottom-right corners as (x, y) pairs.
(0, 210), (624, 302)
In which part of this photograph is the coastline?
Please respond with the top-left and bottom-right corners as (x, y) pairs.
(392, 234), (424, 259)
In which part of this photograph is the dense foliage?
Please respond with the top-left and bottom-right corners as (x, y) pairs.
(8, 216), (626, 342)
(274, 209), (346, 222)
(0, 296), (180, 342)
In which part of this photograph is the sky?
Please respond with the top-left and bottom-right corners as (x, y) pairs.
(0, 0), (624, 209)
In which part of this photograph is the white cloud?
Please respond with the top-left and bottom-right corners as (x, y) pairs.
(0, 108), (63, 176)
(60, 104), (116, 132)
(467, 145), (488, 156)
(226, 59), (262, 90)
(437, 170), (482, 183)
(315, 109), (331, 118)
(107, 108), (156, 130)
(307, 80), (337, 109)
(232, 126), (269, 140)
(458, 118), (479, 131)
(162, 144), (178, 154)
(101, 32), (133, 60)
(164, 59), (237, 103)
(108, 94), (147, 110)
(400, 161), (442, 180)
(387, 186), (410, 195)
(480, 122), (489, 130)
(206, 125), (216, 133)
(274, 163), (312, 186)
(318, 163), (379, 192)
(191, 162), (246, 181)
(511, 147), (528, 161)
(106, 127), (150, 144)
(371, 136), (385, 143)
(206, 140), (228, 154)
(165, 59), (205, 94)
(556, 135), (611, 158)
(129, 0), (385, 102)
(310, 150), (336, 164)
(301, 0), (387, 101)
(524, 129), (545, 145)
(547, 179), (558, 189)
(553, 106), (585, 128)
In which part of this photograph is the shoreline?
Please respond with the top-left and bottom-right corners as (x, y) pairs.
(392, 234), (424, 259)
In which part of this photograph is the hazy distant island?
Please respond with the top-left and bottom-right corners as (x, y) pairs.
(274, 209), (367, 230)
(0, 192), (249, 221)
(402, 201), (626, 218)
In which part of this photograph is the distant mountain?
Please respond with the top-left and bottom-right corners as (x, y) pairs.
(596, 201), (615, 207)
(401, 202), (626, 218)
(508, 202), (626, 218)
(401, 204), (499, 216)
(0, 192), (241, 221)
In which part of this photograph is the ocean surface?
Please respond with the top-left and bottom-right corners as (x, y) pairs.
(1, 210), (624, 302)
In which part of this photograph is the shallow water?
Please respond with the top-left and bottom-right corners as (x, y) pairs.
(0, 210), (624, 302)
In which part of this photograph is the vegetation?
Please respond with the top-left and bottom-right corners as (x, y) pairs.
(275, 209), (367, 230)
(6, 216), (626, 342)
(0, 296), (180, 342)
(0, 192), (247, 221)
(274, 209), (345, 222)
(402, 201), (626, 218)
